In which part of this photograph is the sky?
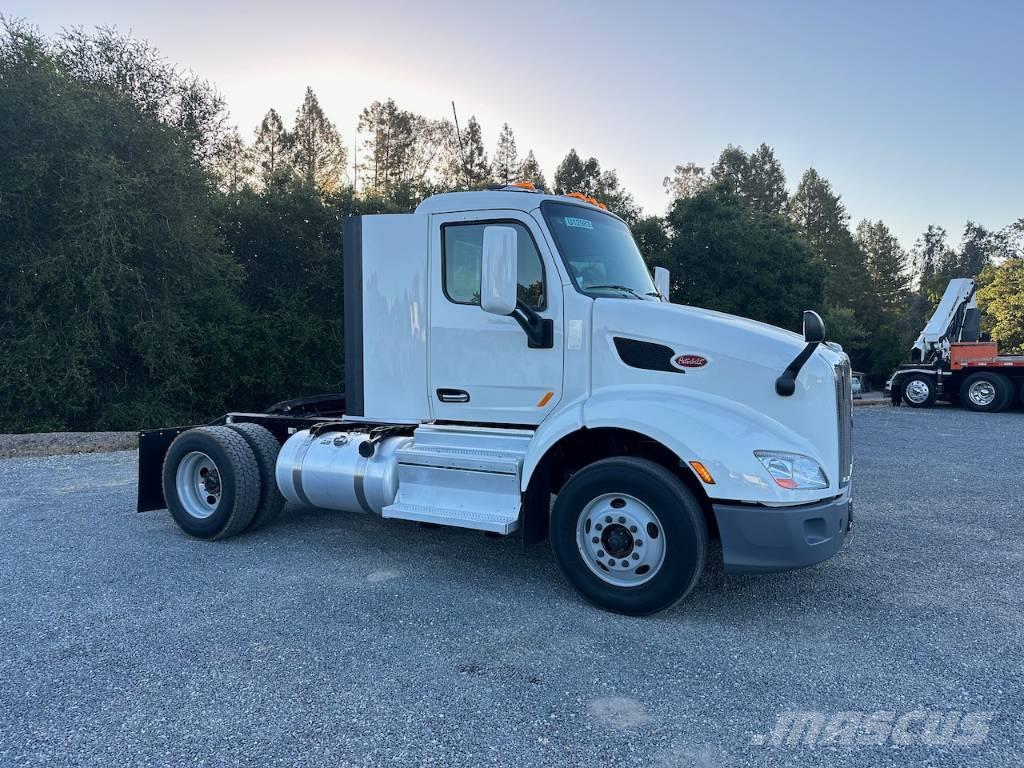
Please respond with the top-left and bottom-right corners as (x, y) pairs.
(13, 0), (1024, 249)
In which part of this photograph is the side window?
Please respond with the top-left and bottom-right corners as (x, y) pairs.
(442, 222), (545, 309)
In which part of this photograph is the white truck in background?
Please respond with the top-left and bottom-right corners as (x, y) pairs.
(138, 186), (853, 615)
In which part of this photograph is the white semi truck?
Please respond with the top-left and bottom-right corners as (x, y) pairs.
(137, 186), (853, 615)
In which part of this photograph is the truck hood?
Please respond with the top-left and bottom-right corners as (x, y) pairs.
(590, 298), (847, 493)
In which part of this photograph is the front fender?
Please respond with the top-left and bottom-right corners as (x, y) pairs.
(524, 385), (837, 505)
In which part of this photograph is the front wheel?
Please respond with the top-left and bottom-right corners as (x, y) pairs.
(550, 457), (708, 616)
(902, 374), (936, 407)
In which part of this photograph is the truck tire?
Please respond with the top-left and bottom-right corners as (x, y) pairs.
(961, 371), (1013, 412)
(226, 422), (287, 531)
(162, 426), (261, 540)
(901, 374), (936, 407)
(550, 457), (707, 616)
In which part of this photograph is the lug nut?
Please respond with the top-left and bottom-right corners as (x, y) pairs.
(629, 525), (638, 533)
(618, 516), (625, 524)
(597, 550), (605, 557)
(595, 523), (603, 531)
(608, 559), (616, 567)
(632, 553), (640, 560)
(635, 540), (643, 547)
(605, 516), (612, 524)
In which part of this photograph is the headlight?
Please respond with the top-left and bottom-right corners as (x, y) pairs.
(754, 451), (829, 490)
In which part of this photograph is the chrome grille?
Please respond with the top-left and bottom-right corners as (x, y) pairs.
(834, 359), (853, 487)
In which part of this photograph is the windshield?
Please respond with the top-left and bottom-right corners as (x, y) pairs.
(541, 201), (659, 300)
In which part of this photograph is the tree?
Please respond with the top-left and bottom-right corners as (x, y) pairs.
(744, 143), (789, 215)
(956, 221), (992, 278)
(518, 149), (547, 191)
(663, 162), (708, 201)
(912, 224), (951, 288)
(709, 145), (749, 197)
(253, 108), (290, 183)
(357, 98), (416, 193)
(554, 149), (639, 223)
(448, 115), (491, 187)
(0, 21), (245, 431)
(492, 123), (520, 185)
(661, 188), (824, 330)
(215, 128), (253, 193)
(855, 219), (910, 314)
(977, 259), (1024, 353)
(291, 86), (347, 194)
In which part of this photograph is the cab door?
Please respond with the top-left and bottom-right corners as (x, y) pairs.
(428, 210), (563, 425)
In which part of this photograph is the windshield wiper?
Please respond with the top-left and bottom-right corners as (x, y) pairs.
(587, 284), (645, 299)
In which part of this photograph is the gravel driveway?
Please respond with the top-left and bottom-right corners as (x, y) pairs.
(0, 407), (1020, 767)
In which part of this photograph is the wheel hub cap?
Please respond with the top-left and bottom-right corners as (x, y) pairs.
(905, 380), (930, 404)
(968, 381), (996, 407)
(176, 451), (222, 519)
(576, 493), (667, 587)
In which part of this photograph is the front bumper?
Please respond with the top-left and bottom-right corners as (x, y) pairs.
(713, 491), (852, 574)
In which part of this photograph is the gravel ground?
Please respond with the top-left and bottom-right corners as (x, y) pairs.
(0, 432), (136, 459)
(0, 407), (1020, 767)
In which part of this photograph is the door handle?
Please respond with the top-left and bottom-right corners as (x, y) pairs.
(437, 389), (470, 403)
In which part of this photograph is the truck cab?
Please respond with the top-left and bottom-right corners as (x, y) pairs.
(141, 186), (853, 615)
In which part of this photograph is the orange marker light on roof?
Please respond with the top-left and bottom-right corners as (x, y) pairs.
(562, 191), (608, 210)
(510, 181), (536, 190)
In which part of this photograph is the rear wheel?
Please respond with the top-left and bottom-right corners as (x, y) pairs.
(961, 371), (1013, 413)
(226, 422), (286, 531)
(902, 375), (936, 407)
(162, 426), (261, 539)
(550, 457), (707, 616)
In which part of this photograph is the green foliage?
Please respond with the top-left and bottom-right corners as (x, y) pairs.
(977, 259), (1024, 353)
(493, 123), (519, 186)
(658, 189), (824, 331)
(518, 150), (547, 191)
(554, 149), (639, 223)
(291, 87), (347, 194)
(709, 144), (788, 215)
(0, 20), (243, 431)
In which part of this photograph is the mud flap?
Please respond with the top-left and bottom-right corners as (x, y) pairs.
(137, 426), (198, 512)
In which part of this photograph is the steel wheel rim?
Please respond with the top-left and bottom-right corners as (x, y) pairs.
(175, 451), (222, 519)
(968, 380), (996, 407)
(575, 493), (667, 587)
(905, 379), (930, 404)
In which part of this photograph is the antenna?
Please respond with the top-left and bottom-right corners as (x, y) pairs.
(451, 100), (470, 188)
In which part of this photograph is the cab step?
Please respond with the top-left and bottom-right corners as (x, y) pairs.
(381, 424), (532, 534)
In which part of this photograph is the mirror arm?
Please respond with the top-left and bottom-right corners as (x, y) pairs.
(511, 300), (554, 349)
(775, 341), (820, 397)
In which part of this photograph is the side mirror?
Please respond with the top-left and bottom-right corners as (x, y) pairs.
(481, 225), (518, 316)
(653, 267), (670, 302)
(803, 310), (826, 343)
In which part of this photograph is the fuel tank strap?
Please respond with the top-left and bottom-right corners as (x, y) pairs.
(292, 434), (316, 507)
(353, 455), (374, 514)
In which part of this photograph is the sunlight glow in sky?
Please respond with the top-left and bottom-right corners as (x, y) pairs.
(16, 0), (1024, 248)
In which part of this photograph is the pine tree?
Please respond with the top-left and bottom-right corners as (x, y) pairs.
(518, 150), (547, 191)
(710, 145), (749, 197)
(291, 87), (347, 194)
(357, 98), (417, 192)
(492, 123), (520, 186)
(744, 143), (788, 215)
(215, 128), (253, 193)
(450, 116), (491, 187)
(253, 108), (289, 183)
(855, 219), (909, 315)
(553, 149), (639, 222)
(789, 168), (875, 361)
